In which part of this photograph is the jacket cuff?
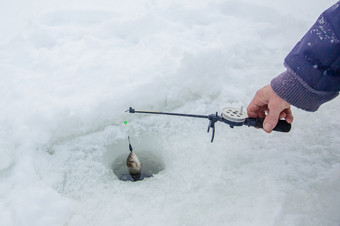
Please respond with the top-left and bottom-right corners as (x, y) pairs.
(270, 67), (339, 112)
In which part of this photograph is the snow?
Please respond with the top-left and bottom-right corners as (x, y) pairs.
(0, 0), (339, 226)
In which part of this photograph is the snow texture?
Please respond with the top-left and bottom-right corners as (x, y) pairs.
(0, 0), (339, 226)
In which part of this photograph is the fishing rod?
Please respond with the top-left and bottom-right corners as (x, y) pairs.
(126, 107), (291, 142)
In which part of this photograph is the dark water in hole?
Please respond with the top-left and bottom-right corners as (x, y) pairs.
(111, 151), (165, 181)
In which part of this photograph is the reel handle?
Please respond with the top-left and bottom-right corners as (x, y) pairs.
(248, 118), (291, 132)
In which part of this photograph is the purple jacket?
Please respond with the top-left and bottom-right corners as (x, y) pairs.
(271, 2), (340, 111)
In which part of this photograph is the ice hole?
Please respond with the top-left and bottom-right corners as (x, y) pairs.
(111, 152), (165, 181)
(104, 137), (165, 182)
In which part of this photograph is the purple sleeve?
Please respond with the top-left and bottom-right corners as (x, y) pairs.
(271, 2), (340, 111)
(271, 66), (338, 111)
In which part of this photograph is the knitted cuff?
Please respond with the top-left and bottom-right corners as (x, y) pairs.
(271, 67), (339, 112)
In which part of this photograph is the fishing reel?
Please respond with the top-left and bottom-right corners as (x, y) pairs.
(206, 107), (247, 142)
(127, 107), (291, 142)
(221, 107), (247, 126)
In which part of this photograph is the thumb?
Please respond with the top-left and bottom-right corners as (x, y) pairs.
(263, 105), (281, 133)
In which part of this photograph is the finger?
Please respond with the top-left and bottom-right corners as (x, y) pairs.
(284, 108), (294, 124)
(258, 111), (266, 119)
(258, 106), (267, 118)
(247, 103), (261, 118)
(247, 89), (268, 116)
(279, 111), (287, 119)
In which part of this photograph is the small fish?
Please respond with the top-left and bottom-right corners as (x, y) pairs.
(126, 137), (141, 181)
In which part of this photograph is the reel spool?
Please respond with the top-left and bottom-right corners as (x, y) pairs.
(222, 107), (247, 123)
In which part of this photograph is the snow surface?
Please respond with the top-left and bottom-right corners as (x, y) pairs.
(1, 0), (340, 226)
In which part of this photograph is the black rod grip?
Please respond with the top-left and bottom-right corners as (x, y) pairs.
(250, 118), (291, 132)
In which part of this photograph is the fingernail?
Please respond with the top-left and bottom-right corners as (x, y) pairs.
(264, 123), (272, 132)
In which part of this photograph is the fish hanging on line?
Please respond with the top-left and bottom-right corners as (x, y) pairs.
(126, 137), (141, 181)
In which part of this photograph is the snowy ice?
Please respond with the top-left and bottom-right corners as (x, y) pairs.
(0, 0), (339, 226)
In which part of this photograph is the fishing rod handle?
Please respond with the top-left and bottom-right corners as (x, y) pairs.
(248, 118), (291, 132)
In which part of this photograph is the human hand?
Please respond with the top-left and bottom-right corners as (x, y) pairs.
(247, 85), (293, 133)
